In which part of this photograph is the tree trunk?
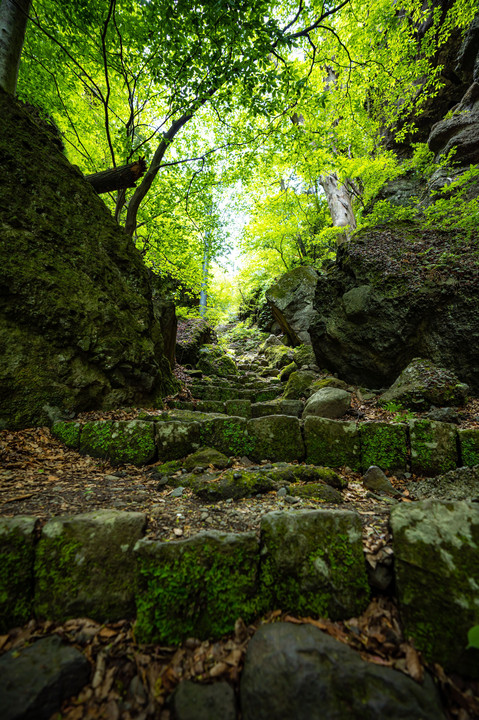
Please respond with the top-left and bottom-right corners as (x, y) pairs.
(0, 0), (31, 95)
(85, 157), (146, 194)
(320, 172), (356, 243)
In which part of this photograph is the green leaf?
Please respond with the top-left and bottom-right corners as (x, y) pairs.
(466, 626), (479, 650)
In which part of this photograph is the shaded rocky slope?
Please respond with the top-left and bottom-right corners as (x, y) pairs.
(309, 223), (479, 391)
(0, 90), (175, 430)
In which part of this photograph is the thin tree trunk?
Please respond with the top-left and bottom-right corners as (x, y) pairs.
(320, 172), (356, 243)
(0, 0), (31, 95)
(85, 157), (146, 194)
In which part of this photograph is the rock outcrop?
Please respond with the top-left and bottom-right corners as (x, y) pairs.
(266, 266), (319, 345)
(308, 225), (479, 391)
(0, 90), (175, 429)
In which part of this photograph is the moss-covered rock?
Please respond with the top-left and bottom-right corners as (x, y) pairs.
(225, 399), (252, 418)
(283, 370), (317, 400)
(309, 377), (350, 392)
(391, 500), (479, 676)
(409, 419), (457, 476)
(196, 400), (226, 414)
(199, 416), (252, 457)
(278, 361), (298, 382)
(34, 510), (145, 621)
(0, 91), (175, 430)
(251, 399), (302, 418)
(459, 428), (479, 467)
(380, 358), (469, 410)
(176, 318), (216, 365)
(0, 517), (37, 631)
(259, 509), (369, 618)
(247, 416), (304, 462)
(360, 422), (408, 472)
(262, 344), (294, 369)
(194, 468), (277, 501)
(302, 387), (351, 419)
(304, 417), (361, 471)
(183, 447), (230, 471)
(51, 421), (82, 450)
(79, 420), (156, 465)
(134, 531), (260, 643)
(156, 421), (201, 460)
(197, 345), (238, 378)
(265, 266), (320, 345)
(292, 344), (317, 368)
(292, 465), (347, 490)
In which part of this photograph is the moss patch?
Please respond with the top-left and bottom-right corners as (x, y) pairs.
(247, 416), (304, 463)
(0, 517), (37, 631)
(304, 417), (361, 471)
(199, 417), (253, 457)
(459, 428), (479, 467)
(79, 420), (156, 465)
(409, 419), (457, 476)
(134, 531), (260, 643)
(360, 422), (408, 472)
(51, 421), (82, 449)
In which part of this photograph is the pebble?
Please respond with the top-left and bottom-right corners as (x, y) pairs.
(285, 495), (301, 504)
(170, 487), (185, 498)
(226, 498), (233, 504)
(104, 474), (119, 481)
(277, 487), (287, 497)
(156, 476), (169, 489)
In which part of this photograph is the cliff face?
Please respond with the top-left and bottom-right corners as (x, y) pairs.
(0, 90), (176, 429)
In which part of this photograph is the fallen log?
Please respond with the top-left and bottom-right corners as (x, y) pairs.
(85, 157), (147, 194)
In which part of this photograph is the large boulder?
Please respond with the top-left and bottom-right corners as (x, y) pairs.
(380, 357), (469, 409)
(176, 317), (217, 366)
(428, 82), (479, 165)
(0, 91), (175, 429)
(266, 266), (320, 345)
(309, 225), (479, 391)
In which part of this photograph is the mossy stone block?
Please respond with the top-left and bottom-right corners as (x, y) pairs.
(459, 428), (479, 467)
(283, 371), (317, 400)
(134, 531), (260, 643)
(225, 399), (252, 419)
(259, 510), (369, 619)
(251, 399), (302, 418)
(290, 483), (343, 503)
(391, 500), (479, 676)
(199, 416), (252, 457)
(196, 400), (225, 414)
(80, 420), (156, 465)
(156, 421), (201, 460)
(304, 417), (361, 471)
(247, 416), (304, 462)
(409, 419), (457, 476)
(51, 421), (82, 449)
(360, 422), (408, 472)
(190, 384), (238, 401)
(183, 447), (230, 471)
(292, 344), (316, 368)
(34, 510), (145, 622)
(194, 469), (276, 501)
(0, 517), (37, 631)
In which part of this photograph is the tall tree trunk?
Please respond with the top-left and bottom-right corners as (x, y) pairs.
(0, 0), (31, 95)
(320, 172), (356, 244)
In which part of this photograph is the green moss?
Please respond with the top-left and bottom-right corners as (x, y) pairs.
(0, 518), (36, 632)
(409, 419), (457, 476)
(193, 469), (276, 501)
(360, 422), (408, 471)
(459, 428), (479, 467)
(304, 417), (361, 471)
(135, 532), (260, 643)
(225, 399), (252, 419)
(79, 420), (156, 465)
(200, 417), (253, 457)
(155, 460), (182, 475)
(290, 483), (343, 503)
(34, 533), (83, 619)
(51, 421), (82, 449)
(248, 416), (304, 463)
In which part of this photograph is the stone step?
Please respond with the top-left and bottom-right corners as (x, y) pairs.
(51, 415), (470, 475)
(189, 384), (281, 402)
(167, 399), (303, 419)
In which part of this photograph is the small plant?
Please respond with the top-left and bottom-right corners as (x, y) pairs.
(383, 401), (416, 422)
(467, 625), (479, 650)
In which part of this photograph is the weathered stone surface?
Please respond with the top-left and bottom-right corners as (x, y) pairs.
(176, 318), (216, 365)
(247, 416), (304, 462)
(156, 421), (201, 460)
(380, 358), (469, 410)
(360, 422), (408, 472)
(183, 447), (230, 471)
(51, 421), (82, 449)
(197, 345), (238, 378)
(194, 469), (276, 501)
(0, 635), (89, 720)
(304, 417), (361, 471)
(406, 465), (479, 501)
(266, 266), (320, 345)
(173, 680), (237, 720)
(409, 419), (457, 476)
(302, 387), (351, 419)
(362, 466), (399, 496)
(278, 361), (298, 381)
(428, 82), (479, 165)
(135, 531), (259, 643)
(35, 510), (145, 621)
(0, 517), (37, 631)
(290, 483), (343, 503)
(251, 399), (302, 418)
(225, 399), (252, 418)
(282, 370), (317, 399)
(292, 344), (317, 368)
(391, 500), (479, 676)
(240, 623), (445, 720)
(199, 416), (251, 456)
(196, 400), (225, 414)
(459, 427), (479, 466)
(308, 226), (479, 392)
(259, 510), (369, 619)
(262, 344), (294, 369)
(79, 420), (156, 465)
(0, 92), (174, 431)
(291, 465), (347, 490)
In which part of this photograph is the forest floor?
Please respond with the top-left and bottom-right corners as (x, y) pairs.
(1, 389), (479, 718)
